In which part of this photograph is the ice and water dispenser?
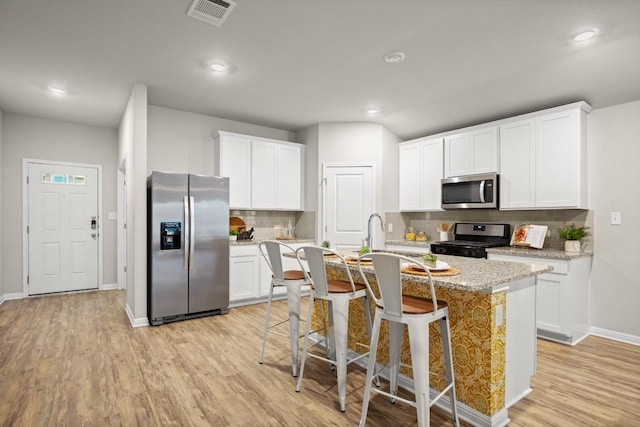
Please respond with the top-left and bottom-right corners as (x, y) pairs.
(160, 222), (181, 250)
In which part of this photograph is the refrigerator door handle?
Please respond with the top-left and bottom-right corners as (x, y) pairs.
(189, 196), (195, 270)
(183, 195), (190, 270)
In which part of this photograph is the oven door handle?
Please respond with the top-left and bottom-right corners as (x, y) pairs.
(479, 180), (486, 203)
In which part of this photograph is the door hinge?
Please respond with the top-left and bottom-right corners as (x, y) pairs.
(26, 176), (29, 184)
(124, 223), (127, 229)
(27, 275), (29, 284)
(27, 225), (29, 234)
(124, 266), (127, 273)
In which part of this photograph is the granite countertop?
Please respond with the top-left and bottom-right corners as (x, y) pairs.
(385, 239), (593, 260)
(291, 250), (552, 293)
(230, 238), (314, 246)
(486, 246), (593, 260)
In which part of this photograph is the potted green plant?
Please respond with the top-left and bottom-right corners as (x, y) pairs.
(358, 246), (371, 256)
(229, 229), (238, 241)
(322, 240), (331, 249)
(558, 223), (589, 253)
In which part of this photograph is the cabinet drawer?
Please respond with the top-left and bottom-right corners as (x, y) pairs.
(230, 245), (258, 257)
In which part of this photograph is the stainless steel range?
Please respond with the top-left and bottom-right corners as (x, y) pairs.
(430, 223), (511, 258)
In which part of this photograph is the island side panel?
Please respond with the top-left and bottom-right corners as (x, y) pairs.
(313, 264), (507, 417)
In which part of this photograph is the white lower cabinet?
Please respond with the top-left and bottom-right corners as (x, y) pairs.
(488, 253), (592, 345)
(231, 243), (311, 306)
(229, 245), (260, 303)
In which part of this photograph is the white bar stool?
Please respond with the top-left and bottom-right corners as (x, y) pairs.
(295, 246), (376, 412)
(358, 253), (460, 427)
(258, 240), (312, 377)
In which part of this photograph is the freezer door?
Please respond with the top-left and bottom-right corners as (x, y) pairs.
(148, 172), (189, 321)
(188, 175), (230, 313)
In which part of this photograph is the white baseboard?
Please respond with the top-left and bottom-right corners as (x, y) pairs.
(0, 292), (25, 305)
(590, 327), (640, 346)
(125, 303), (150, 328)
(100, 283), (119, 291)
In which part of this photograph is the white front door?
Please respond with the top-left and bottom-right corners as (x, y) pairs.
(324, 165), (374, 248)
(27, 162), (99, 295)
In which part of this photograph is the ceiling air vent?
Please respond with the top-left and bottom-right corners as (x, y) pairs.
(187, 0), (237, 27)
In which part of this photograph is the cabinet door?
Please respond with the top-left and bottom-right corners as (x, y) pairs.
(499, 119), (536, 209)
(276, 144), (302, 210)
(229, 253), (260, 302)
(398, 142), (422, 211)
(251, 140), (278, 209)
(420, 138), (444, 210)
(536, 273), (568, 336)
(535, 110), (579, 208)
(219, 135), (251, 209)
(444, 133), (471, 177)
(470, 126), (499, 174)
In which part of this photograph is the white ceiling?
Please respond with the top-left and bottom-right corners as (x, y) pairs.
(1, 0), (639, 140)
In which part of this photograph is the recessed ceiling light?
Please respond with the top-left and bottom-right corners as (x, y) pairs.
(209, 62), (228, 72)
(366, 108), (381, 116)
(383, 51), (406, 63)
(573, 29), (599, 42)
(48, 86), (66, 96)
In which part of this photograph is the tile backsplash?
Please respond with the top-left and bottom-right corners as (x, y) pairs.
(385, 209), (593, 251)
(230, 210), (315, 241)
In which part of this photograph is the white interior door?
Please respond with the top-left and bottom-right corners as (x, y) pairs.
(324, 165), (374, 248)
(27, 162), (99, 295)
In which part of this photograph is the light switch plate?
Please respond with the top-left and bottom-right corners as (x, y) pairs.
(610, 212), (622, 225)
(108, 212), (118, 220)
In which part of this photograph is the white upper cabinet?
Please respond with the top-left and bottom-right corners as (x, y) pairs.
(398, 142), (422, 211)
(444, 126), (498, 177)
(216, 133), (252, 209)
(499, 119), (536, 209)
(398, 137), (443, 211)
(500, 104), (589, 209)
(216, 131), (304, 210)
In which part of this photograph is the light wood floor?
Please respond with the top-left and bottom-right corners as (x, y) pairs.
(0, 290), (639, 426)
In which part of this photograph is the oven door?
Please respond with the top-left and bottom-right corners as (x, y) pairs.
(441, 173), (498, 209)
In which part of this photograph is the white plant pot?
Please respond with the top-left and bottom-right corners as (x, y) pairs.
(564, 240), (581, 253)
(229, 235), (237, 241)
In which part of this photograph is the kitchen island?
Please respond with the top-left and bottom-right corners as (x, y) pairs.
(303, 251), (552, 427)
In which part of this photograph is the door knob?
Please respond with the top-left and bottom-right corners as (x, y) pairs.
(91, 233), (97, 239)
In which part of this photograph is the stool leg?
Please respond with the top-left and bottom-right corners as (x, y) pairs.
(259, 281), (275, 365)
(407, 318), (430, 427)
(327, 300), (336, 369)
(362, 294), (380, 387)
(331, 295), (350, 412)
(389, 321), (404, 401)
(440, 315), (460, 427)
(296, 292), (316, 393)
(286, 281), (302, 377)
(359, 310), (382, 427)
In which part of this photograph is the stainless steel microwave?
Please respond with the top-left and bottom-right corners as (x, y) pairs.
(441, 173), (499, 209)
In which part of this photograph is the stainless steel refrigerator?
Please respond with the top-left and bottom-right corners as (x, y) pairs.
(147, 172), (229, 325)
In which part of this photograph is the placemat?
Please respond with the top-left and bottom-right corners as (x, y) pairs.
(345, 257), (372, 265)
(401, 265), (460, 277)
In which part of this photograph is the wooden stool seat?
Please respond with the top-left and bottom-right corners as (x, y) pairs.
(284, 270), (306, 281)
(327, 279), (367, 293)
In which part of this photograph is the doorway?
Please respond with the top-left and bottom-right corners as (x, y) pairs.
(323, 164), (375, 248)
(23, 160), (102, 295)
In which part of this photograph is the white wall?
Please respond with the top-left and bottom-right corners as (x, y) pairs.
(1, 114), (118, 295)
(589, 100), (640, 339)
(118, 84), (148, 326)
(297, 122), (399, 244)
(147, 105), (295, 174)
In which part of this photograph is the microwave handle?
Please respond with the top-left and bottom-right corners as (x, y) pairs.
(479, 180), (486, 203)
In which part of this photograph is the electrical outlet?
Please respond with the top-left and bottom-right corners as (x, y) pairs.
(495, 304), (504, 327)
(388, 223), (393, 233)
(611, 212), (622, 225)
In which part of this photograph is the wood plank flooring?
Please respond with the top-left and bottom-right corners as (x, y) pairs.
(0, 290), (638, 426)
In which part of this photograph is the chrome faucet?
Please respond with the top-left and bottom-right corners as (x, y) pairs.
(366, 213), (384, 249)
